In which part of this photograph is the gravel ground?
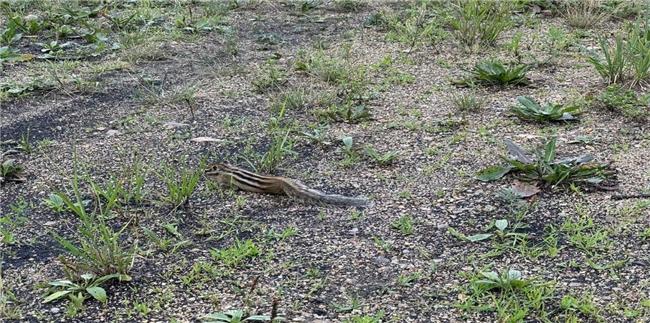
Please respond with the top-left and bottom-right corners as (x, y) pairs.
(1, 1), (649, 322)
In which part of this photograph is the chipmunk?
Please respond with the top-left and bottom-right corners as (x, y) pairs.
(205, 163), (370, 207)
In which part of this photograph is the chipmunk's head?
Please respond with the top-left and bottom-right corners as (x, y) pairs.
(205, 163), (231, 178)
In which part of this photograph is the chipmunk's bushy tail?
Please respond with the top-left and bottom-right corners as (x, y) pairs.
(284, 180), (371, 207)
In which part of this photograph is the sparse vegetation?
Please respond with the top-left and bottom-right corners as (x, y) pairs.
(452, 91), (486, 113)
(252, 59), (287, 93)
(588, 21), (650, 86)
(598, 84), (649, 119)
(1, 1), (647, 321)
(457, 269), (555, 322)
(563, 0), (609, 29)
(0, 158), (24, 183)
(449, 0), (512, 51)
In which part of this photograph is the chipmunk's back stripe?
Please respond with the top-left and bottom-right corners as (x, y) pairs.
(224, 168), (277, 190)
(222, 164), (272, 181)
(228, 172), (273, 189)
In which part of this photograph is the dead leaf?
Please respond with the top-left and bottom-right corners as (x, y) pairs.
(511, 180), (540, 198)
(190, 136), (223, 143)
(163, 121), (189, 129)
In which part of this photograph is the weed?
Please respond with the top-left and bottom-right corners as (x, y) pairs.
(476, 137), (614, 188)
(460, 218), (528, 244)
(364, 146), (398, 166)
(252, 60), (286, 93)
(542, 226), (561, 258)
(563, 0), (608, 29)
(547, 26), (573, 52)
(449, 0), (512, 51)
(382, 3), (445, 52)
(598, 84), (649, 120)
(340, 136), (360, 167)
(270, 88), (310, 114)
(391, 215), (414, 235)
(457, 269), (555, 322)
(258, 129), (296, 173)
(210, 239), (260, 267)
(295, 49), (348, 84)
(302, 124), (328, 144)
(560, 293), (602, 321)
(397, 271), (421, 287)
(588, 35), (626, 84)
(561, 215), (611, 256)
(0, 158), (25, 183)
(316, 103), (372, 123)
(0, 266), (22, 320)
(158, 164), (202, 208)
(52, 173), (137, 278)
(641, 227), (650, 240)
(458, 60), (529, 87)
(511, 96), (580, 122)
(132, 301), (151, 317)
(333, 295), (362, 313)
(18, 131), (33, 153)
(265, 226), (298, 242)
(43, 273), (125, 308)
(43, 193), (66, 212)
(372, 236), (392, 252)
(344, 311), (385, 323)
(296, 48), (373, 123)
(42, 167), (135, 315)
(626, 20), (650, 86)
(293, 0), (321, 14)
(334, 0), (364, 12)
(452, 91), (486, 113)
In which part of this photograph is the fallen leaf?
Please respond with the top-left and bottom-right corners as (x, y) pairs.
(511, 180), (540, 198)
(476, 165), (512, 182)
(466, 233), (493, 242)
(163, 121), (189, 129)
(190, 136), (223, 143)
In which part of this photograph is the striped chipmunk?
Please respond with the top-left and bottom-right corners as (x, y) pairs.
(205, 163), (371, 207)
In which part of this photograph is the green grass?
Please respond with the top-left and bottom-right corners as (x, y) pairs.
(560, 293), (602, 321)
(333, 0), (365, 12)
(598, 84), (649, 120)
(252, 59), (287, 93)
(588, 35), (626, 84)
(47, 167), (136, 306)
(560, 214), (612, 256)
(0, 159), (24, 184)
(452, 91), (486, 113)
(449, 0), (512, 51)
(0, 266), (22, 320)
(257, 128), (296, 173)
(210, 239), (260, 267)
(158, 164), (202, 208)
(295, 48), (373, 123)
(457, 268), (555, 322)
(381, 2), (446, 52)
(391, 215), (414, 235)
(563, 0), (608, 29)
(626, 20), (650, 86)
(363, 146), (398, 166)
